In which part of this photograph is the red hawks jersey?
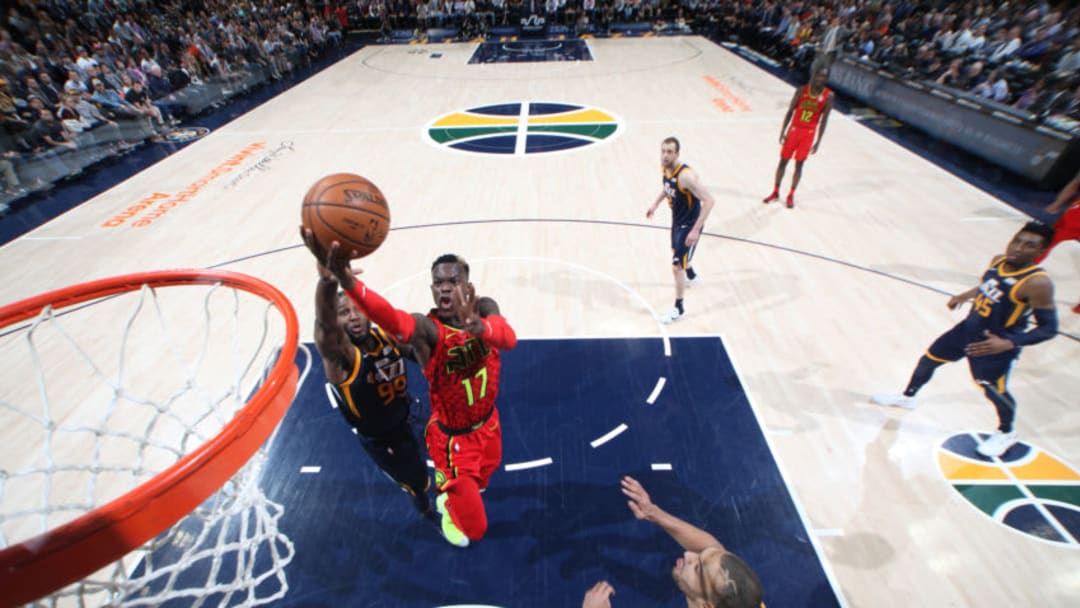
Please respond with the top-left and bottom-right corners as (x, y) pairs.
(423, 313), (503, 430)
(790, 85), (830, 131)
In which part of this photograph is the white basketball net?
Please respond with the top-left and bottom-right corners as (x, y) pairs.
(0, 280), (300, 607)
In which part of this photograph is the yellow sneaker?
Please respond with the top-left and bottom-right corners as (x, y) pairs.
(435, 493), (469, 548)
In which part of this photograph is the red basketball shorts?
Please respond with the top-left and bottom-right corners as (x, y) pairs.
(781, 127), (815, 162)
(425, 408), (502, 492)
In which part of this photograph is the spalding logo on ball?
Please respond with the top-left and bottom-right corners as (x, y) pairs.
(301, 173), (390, 258)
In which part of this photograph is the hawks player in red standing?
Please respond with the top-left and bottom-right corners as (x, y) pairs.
(301, 229), (517, 548)
(763, 67), (833, 209)
(1037, 167), (1080, 314)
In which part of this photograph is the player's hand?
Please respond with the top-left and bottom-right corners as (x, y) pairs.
(622, 476), (660, 522)
(300, 226), (360, 288)
(779, 132), (787, 145)
(811, 141), (820, 154)
(452, 284), (483, 335)
(946, 294), (967, 310)
(1045, 202), (1063, 215)
(964, 330), (1015, 357)
(582, 581), (615, 608)
(646, 207), (655, 220)
(686, 228), (701, 246)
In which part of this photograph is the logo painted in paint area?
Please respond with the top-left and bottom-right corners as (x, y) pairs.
(938, 433), (1080, 546)
(426, 102), (620, 155)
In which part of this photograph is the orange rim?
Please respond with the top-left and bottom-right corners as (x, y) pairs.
(0, 270), (299, 606)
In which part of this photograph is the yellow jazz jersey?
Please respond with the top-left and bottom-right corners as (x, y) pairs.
(329, 326), (410, 436)
(962, 259), (1047, 337)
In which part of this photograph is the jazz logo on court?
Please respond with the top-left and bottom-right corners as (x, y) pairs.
(426, 102), (621, 155)
(938, 433), (1080, 546)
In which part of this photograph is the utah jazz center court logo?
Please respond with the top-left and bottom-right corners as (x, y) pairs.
(938, 433), (1080, 545)
(426, 102), (620, 155)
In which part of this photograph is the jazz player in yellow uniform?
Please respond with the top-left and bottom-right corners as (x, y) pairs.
(647, 136), (715, 324)
(311, 260), (433, 516)
(873, 221), (1059, 458)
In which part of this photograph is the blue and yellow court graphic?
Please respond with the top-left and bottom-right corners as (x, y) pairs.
(426, 103), (621, 155)
(939, 434), (1080, 545)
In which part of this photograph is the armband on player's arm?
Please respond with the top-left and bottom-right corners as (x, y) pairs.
(480, 315), (517, 350)
(1004, 307), (1058, 347)
(342, 280), (417, 342)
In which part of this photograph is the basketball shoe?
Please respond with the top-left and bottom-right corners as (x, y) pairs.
(435, 493), (469, 548)
(976, 431), (1017, 458)
(686, 267), (701, 286)
(870, 393), (917, 410)
(658, 307), (683, 324)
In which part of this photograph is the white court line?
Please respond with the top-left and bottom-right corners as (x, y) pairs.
(813, 529), (844, 537)
(646, 377), (667, 404)
(651, 463), (673, 471)
(590, 423), (628, 448)
(323, 383), (339, 409)
(959, 216), (1025, 222)
(300, 466), (321, 474)
(724, 337), (851, 608)
(514, 102), (529, 155)
(505, 457), (553, 471)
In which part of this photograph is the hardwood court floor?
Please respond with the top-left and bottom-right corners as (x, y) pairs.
(1, 36), (1078, 606)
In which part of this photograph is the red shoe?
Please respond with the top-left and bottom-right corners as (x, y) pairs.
(1072, 303), (1080, 314)
(763, 191), (779, 204)
(785, 194), (795, 208)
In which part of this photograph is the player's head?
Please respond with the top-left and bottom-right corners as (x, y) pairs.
(430, 254), (472, 314)
(661, 137), (680, 169)
(336, 291), (370, 339)
(672, 547), (763, 608)
(811, 66), (829, 88)
(1005, 221), (1055, 267)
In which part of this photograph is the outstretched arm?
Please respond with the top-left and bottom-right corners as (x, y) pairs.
(312, 265), (354, 384)
(948, 255), (1004, 310)
(300, 227), (437, 360)
(621, 476), (723, 553)
(647, 190), (667, 219)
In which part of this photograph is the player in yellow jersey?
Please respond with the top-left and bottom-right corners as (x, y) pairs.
(873, 221), (1059, 458)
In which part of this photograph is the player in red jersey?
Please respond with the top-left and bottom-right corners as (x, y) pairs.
(301, 229), (517, 547)
(1037, 167), (1080, 314)
(763, 67), (834, 209)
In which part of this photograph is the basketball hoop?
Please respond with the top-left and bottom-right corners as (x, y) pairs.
(0, 270), (300, 606)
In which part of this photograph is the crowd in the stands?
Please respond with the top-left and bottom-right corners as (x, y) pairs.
(717, 1), (1079, 120)
(1, 1), (1077, 213)
(0, 0), (345, 211)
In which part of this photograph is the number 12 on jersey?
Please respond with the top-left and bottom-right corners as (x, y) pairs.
(461, 366), (488, 406)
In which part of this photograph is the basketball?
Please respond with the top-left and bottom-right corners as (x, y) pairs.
(301, 173), (390, 258)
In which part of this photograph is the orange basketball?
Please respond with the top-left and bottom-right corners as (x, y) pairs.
(301, 173), (390, 258)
